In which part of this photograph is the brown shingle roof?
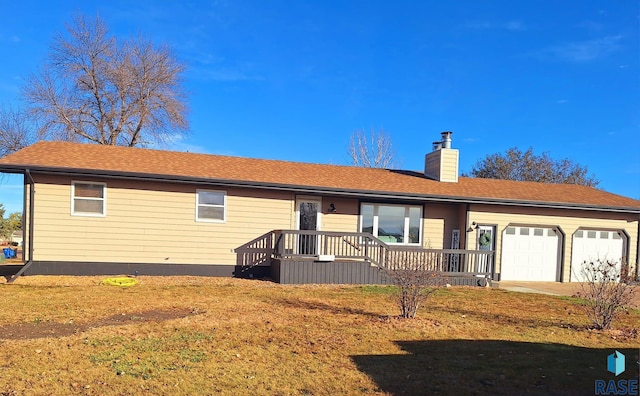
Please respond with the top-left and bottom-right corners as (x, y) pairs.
(1, 141), (639, 211)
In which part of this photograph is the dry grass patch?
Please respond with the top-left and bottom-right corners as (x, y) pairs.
(0, 276), (638, 395)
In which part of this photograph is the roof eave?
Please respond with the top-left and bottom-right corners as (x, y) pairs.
(2, 164), (640, 214)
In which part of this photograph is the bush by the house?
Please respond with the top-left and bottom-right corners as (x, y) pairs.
(576, 258), (634, 330)
(382, 256), (446, 319)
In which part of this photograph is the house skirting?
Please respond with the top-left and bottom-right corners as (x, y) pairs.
(272, 258), (388, 284)
(9, 260), (489, 286)
(19, 261), (270, 278)
(271, 259), (492, 286)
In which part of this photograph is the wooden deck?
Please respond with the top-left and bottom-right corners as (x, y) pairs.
(236, 230), (494, 285)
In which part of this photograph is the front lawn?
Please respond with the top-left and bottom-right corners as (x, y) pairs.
(0, 277), (638, 395)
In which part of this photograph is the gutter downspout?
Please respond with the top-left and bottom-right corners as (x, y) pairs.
(9, 169), (34, 283)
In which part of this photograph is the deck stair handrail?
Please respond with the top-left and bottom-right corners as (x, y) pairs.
(234, 230), (389, 271)
(234, 231), (277, 270)
(235, 229), (494, 278)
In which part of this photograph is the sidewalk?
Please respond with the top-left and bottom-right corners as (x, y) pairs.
(496, 281), (640, 308)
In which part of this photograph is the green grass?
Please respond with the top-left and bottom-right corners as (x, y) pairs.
(87, 330), (213, 379)
(355, 285), (398, 294)
(0, 276), (638, 395)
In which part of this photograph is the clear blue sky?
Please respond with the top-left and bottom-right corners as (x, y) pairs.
(1, 0), (639, 214)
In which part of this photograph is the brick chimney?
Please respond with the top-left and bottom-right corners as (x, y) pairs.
(424, 131), (459, 182)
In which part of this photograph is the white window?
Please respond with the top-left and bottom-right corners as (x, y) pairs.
(360, 203), (422, 244)
(71, 182), (106, 217)
(196, 190), (226, 222)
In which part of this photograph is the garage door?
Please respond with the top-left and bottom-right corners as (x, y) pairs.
(570, 230), (623, 282)
(501, 226), (559, 281)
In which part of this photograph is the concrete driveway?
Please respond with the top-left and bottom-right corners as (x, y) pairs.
(496, 281), (640, 309)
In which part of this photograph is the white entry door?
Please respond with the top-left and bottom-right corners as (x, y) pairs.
(501, 226), (559, 281)
(570, 230), (624, 282)
(295, 198), (321, 255)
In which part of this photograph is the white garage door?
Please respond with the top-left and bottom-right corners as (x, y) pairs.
(501, 226), (559, 281)
(570, 230), (623, 282)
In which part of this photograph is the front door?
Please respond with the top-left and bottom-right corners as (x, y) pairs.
(296, 198), (321, 255)
(477, 225), (495, 273)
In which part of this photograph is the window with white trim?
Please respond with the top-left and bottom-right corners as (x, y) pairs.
(360, 203), (422, 244)
(196, 190), (226, 222)
(72, 182), (106, 216)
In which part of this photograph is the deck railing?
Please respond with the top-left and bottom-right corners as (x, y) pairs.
(235, 231), (277, 267)
(235, 229), (494, 278)
(273, 229), (388, 266)
(384, 247), (493, 276)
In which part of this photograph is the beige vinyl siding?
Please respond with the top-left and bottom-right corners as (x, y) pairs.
(424, 149), (459, 183)
(423, 203), (464, 249)
(440, 149), (459, 183)
(320, 197), (358, 232)
(31, 175), (294, 265)
(422, 218), (443, 248)
(468, 204), (638, 282)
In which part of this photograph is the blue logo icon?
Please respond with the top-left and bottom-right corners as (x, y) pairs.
(607, 351), (625, 376)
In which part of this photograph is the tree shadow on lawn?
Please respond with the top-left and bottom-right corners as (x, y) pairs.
(352, 340), (639, 395)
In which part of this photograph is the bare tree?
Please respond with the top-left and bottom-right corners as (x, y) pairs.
(382, 254), (447, 319)
(467, 147), (599, 187)
(348, 128), (398, 168)
(575, 258), (635, 330)
(23, 14), (188, 147)
(0, 106), (36, 157)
